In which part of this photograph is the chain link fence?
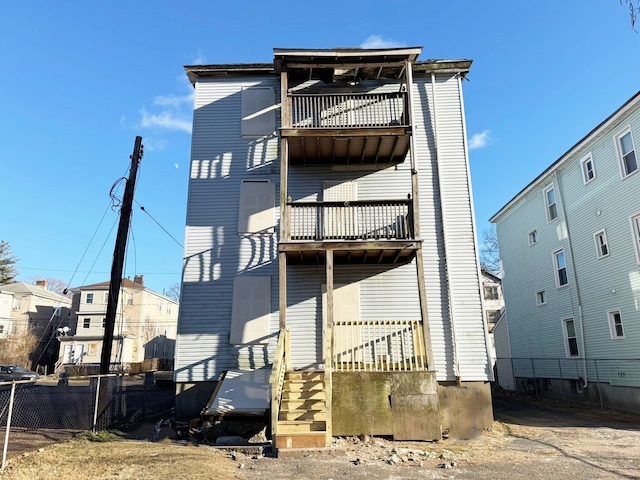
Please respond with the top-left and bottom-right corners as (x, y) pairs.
(0, 373), (174, 469)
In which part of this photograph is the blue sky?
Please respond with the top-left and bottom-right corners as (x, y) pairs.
(1, 1), (638, 294)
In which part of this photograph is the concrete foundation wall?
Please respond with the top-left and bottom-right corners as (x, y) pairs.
(438, 381), (493, 438)
(175, 381), (217, 419)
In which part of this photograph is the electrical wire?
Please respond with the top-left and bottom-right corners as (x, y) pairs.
(134, 199), (183, 248)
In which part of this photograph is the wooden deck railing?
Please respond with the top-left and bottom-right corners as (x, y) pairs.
(288, 200), (413, 241)
(269, 327), (289, 444)
(290, 92), (408, 129)
(332, 320), (427, 372)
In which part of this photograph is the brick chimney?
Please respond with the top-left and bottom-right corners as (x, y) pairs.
(133, 275), (144, 286)
(35, 279), (48, 290)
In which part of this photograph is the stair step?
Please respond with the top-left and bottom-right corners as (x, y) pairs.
(282, 389), (326, 400)
(281, 399), (326, 410)
(279, 409), (327, 421)
(286, 371), (324, 381)
(284, 380), (324, 391)
(277, 420), (326, 433)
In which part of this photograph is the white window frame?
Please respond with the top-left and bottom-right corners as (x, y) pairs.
(553, 249), (568, 288)
(561, 317), (579, 358)
(483, 285), (499, 301)
(126, 294), (133, 306)
(607, 309), (625, 339)
(103, 292), (109, 304)
(536, 290), (546, 306)
(86, 293), (94, 304)
(615, 127), (638, 178)
(631, 213), (640, 264)
(544, 185), (558, 222)
(593, 230), (609, 258)
(528, 229), (538, 246)
(580, 152), (595, 184)
(83, 318), (90, 329)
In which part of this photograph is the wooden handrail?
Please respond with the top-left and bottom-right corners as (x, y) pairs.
(269, 328), (289, 445)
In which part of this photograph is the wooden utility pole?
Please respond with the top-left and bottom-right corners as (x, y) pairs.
(100, 136), (143, 374)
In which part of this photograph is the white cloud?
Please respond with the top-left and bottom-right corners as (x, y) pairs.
(360, 35), (406, 49)
(469, 130), (494, 150)
(174, 163), (179, 169)
(191, 50), (205, 65)
(142, 137), (168, 152)
(140, 108), (192, 133)
(153, 93), (194, 108)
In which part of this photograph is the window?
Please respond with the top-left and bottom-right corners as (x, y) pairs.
(536, 290), (546, 306)
(88, 343), (97, 356)
(486, 310), (500, 324)
(241, 87), (275, 137)
(544, 185), (558, 221)
(163, 344), (169, 358)
(12, 298), (20, 310)
(0, 325), (5, 335)
(230, 276), (271, 344)
(562, 318), (579, 357)
(102, 317), (106, 329)
(554, 249), (568, 287)
(157, 299), (162, 312)
(238, 180), (276, 233)
(152, 343), (159, 358)
(86, 293), (94, 304)
(631, 213), (640, 264)
(528, 230), (538, 246)
(594, 230), (609, 258)
(608, 310), (625, 339)
(103, 292), (109, 304)
(616, 129), (638, 177)
(83, 318), (90, 329)
(126, 294), (133, 306)
(580, 153), (595, 184)
(484, 285), (499, 300)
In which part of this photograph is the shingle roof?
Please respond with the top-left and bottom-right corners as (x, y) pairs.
(0, 282), (72, 304)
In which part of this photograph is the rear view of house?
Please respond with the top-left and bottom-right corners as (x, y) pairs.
(175, 47), (492, 448)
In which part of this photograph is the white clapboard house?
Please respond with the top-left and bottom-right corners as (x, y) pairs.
(176, 47), (493, 450)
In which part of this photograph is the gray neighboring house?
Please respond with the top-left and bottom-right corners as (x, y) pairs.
(491, 90), (640, 411)
(176, 46), (493, 449)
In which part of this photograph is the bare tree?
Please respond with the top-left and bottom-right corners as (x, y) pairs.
(0, 329), (38, 368)
(0, 240), (18, 285)
(480, 225), (500, 276)
(28, 277), (71, 297)
(622, 0), (640, 30)
(165, 282), (181, 302)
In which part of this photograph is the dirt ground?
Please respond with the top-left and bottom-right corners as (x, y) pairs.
(2, 391), (640, 479)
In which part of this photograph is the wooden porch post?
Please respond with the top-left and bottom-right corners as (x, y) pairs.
(405, 60), (435, 369)
(279, 70), (290, 333)
(324, 249), (333, 444)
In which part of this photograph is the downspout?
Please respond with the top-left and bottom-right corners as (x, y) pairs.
(431, 72), (461, 382)
(553, 170), (588, 387)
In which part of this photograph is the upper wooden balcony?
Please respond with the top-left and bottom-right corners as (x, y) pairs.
(280, 91), (411, 166)
(279, 199), (420, 266)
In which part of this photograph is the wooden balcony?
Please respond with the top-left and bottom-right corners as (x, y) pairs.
(280, 199), (419, 265)
(280, 92), (411, 166)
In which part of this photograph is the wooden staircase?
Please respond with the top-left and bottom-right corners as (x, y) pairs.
(274, 371), (329, 449)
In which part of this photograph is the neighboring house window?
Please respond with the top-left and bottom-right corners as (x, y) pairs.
(241, 86), (276, 137)
(157, 299), (162, 311)
(238, 180), (276, 233)
(102, 317), (106, 329)
(580, 153), (595, 184)
(83, 318), (90, 329)
(608, 310), (625, 339)
(544, 185), (558, 221)
(631, 213), (640, 264)
(230, 276), (271, 344)
(486, 310), (500, 324)
(554, 249), (568, 287)
(103, 292), (109, 304)
(616, 128), (638, 177)
(166, 304), (171, 315)
(484, 285), (499, 301)
(152, 343), (158, 357)
(86, 293), (93, 304)
(163, 344), (169, 357)
(126, 294), (133, 306)
(0, 325), (5, 334)
(562, 318), (579, 357)
(88, 343), (97, 356)
(594, 230), (609, 258)
(536, 290), (546, 306)
(12, 298), (20, 310)
(528, 230), (538, 246)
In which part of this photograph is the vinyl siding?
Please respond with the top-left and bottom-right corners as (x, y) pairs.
(494, 96), (640, 386)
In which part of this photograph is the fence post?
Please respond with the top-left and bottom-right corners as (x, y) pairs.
(593, 359), (604, 410)
(92, 375), (102, 433)
(558, 359), (566, 403)
(1, 383), (16, 470)
(531, 358), (539, 396)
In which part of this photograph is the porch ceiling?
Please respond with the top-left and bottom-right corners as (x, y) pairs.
(279, 240), (420, 266)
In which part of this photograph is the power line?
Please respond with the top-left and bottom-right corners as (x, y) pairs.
(134, 199), (183, 248)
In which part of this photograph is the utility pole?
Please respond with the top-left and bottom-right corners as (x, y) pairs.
(100, 136), (143, 374)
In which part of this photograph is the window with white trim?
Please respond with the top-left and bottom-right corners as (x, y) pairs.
(126, 294), (133, 306)
(631, 213), (640, 264)
(544, 185), (558, 221)
(486, 310), (500, 324)
(616, 128), (638, 177)
(594, 230), (609, 258)
(238, 179), (276, 233)
(83, 318), (90, 329)
(554, 249), (568, 287)
(536, 290), (546, 306)
(580, 153), (595, 184)
(483, 285), (499, 300)
(528, 230), (538, 246)
(86, 293), (93, 304)
(103, 292), (109, 304)
(562, 318), (579, 357)
(607, 310), (624, 339)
